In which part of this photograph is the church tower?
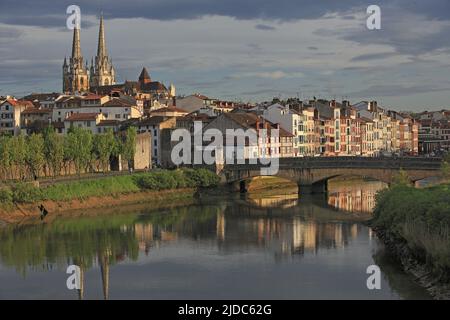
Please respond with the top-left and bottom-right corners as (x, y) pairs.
(90, 15), (116, 88)
(63, 27), (90, 93)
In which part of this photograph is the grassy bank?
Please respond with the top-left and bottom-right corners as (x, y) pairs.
(372, 184), (450, 281)
(0, 168), (220, 205)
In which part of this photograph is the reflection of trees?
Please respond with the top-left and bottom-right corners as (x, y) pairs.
(0, 215), (139, 276)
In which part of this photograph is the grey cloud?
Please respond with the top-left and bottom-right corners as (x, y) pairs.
(1, 0), (450, 28)
(349, 84), (450, 98)
(350, 52), (399, 62)
(255, 24), (276, 31)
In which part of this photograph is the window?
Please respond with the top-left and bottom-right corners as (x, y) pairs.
(86, 121), (91, 127)
(115, 114), (121, 119)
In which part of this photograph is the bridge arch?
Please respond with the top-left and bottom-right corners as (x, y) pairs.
(220, 157), (442, 194)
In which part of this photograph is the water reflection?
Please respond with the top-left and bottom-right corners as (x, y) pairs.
(327, 180), (387, 213)
(0, 182), (429, 299)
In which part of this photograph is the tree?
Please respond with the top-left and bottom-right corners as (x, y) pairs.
(0, 136), (12, 180)
(43, 126), (65, 177)
(392, 169), (411, 186)
(121, 127), (137, 170)
(65, 127), (93, 176)
(442, 152), (450, 180)
(9, 135), (27, 179)
(26, 133), (45, 179)
(93, 129), (118, 173)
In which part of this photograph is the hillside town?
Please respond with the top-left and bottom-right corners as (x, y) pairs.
(1, 16), (449, 171)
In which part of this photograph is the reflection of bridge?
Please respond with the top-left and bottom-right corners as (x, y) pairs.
(220, 157), (443, 194)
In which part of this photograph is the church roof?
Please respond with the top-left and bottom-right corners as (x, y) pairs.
(139, 67), (151, 81)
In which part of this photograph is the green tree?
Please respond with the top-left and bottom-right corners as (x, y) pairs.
(392, 169), (411, 186)
(121, 127), (137, 170)
(26, 133), (45, 179)
(43, 126), (65, 177)
(93, 129), (118, 173)
(65, 127), (93, 175)
(442, 152), (450, 180)
(0, 136), (12, 179)
(9, 135), (27, 179)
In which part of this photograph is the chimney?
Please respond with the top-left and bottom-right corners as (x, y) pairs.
(342, 100), (350, 107)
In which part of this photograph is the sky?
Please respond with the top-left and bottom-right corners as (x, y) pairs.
(0, 0), (450, 111)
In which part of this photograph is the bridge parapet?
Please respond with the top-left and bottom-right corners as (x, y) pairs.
(220, 157), (443, 194)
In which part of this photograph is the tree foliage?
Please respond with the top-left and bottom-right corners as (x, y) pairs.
(26, 133), (45, 179)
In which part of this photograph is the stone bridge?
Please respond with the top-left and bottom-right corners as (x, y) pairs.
(219, 157), (443, 194)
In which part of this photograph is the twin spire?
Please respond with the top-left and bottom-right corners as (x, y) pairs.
(63, 13), (115, 93)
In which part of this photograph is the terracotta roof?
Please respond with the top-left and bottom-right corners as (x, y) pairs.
(103, 98), (133, 107)
(22, 107), (52, 114)
(151, 106), (188, 114)
(98, 120), (120, 126)
(1, 99), (33, 108)
(65, 113), (100, 121)
(137, 116), (172, 126)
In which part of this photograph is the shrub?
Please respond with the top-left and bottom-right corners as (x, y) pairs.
(13, 183), (43, 203)
(0, 187), (13, 204)
(182, 168), (219, 188)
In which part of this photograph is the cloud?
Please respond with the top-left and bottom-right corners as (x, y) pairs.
(230, 70), (304, 80)
(350, 52), (399, 62)
(2, 0), (450, 28)
(255, 24), (276, 31)
(349, 84), (450, 98)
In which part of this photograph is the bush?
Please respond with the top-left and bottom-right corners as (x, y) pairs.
(135, 169), (219, 190)
(0, 187), (13, 204)
(13, 183), (43, 203)
(373, 183), (450, 277)
(182, 168), (220, 188)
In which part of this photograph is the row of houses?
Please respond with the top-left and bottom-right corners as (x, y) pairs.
(0, 92), (442, 169)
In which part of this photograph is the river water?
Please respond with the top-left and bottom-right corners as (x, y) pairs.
(0, 179), (431, 299)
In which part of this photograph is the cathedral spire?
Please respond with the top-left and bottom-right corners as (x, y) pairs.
(97, 14), (107, 58)
(71, 27), (82, 61)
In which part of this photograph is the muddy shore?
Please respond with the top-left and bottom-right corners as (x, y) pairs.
(0, 188), (197, 224)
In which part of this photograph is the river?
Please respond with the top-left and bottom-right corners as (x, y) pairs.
(0, 179), (432, 299)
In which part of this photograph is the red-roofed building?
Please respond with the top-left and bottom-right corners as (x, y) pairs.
(63, 112), (106, 134)
(0, 99), (34, 135)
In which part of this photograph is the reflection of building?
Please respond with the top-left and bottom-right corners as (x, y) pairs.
(216, 212), (226, 241)
(134, 223), (154, 254)
(327, 181), (386, 213)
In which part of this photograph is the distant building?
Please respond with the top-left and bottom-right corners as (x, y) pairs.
(0, 99), (34, 136)
(63, 15), (115, 94)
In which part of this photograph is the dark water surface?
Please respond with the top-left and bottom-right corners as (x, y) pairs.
(0, 180), (431, 299)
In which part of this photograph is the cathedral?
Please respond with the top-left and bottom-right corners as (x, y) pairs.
(63, 15), (115, 93)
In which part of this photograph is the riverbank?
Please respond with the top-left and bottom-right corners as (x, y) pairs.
(371, 184), (450, 299)
(0, 188), (198, 224)
(0, 168), (219, 224)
